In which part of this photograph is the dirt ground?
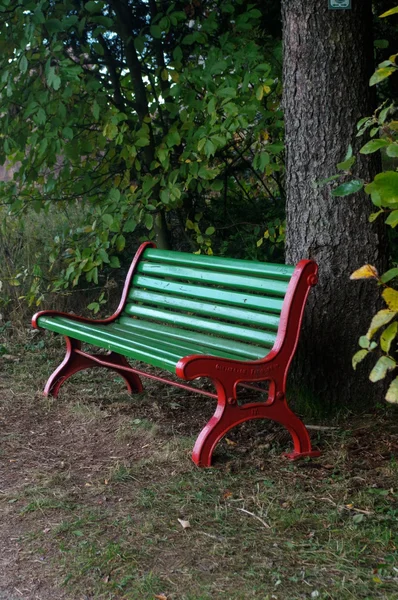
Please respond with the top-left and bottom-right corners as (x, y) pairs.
(1, 340), (398, 600)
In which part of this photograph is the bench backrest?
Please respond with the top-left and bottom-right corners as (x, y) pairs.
(121, 247), (296, 357)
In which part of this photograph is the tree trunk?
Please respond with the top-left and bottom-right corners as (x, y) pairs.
(282, 0), (386, 411)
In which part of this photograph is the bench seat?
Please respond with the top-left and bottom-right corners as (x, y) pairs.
(36, 315), (268, 371)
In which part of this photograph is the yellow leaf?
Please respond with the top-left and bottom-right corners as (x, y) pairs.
(383, 287), (398, 311)
(366, 309), (396, 339)
(350, 264), (378, 280)
(386, 377), (398, 404)
(263, 85), (271, 94)
(256, 85), (264, 101)
(225, 437), (237, 446)
(170, 70), (179, 83)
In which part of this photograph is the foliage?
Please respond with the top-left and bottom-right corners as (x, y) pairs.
(0, 0), (285, 312)
(327, 6), (398, 403)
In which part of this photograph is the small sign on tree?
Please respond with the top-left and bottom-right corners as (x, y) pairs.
(328, 0), (351, 8)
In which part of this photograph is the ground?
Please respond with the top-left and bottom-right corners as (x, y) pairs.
(1, 333), (398, 600)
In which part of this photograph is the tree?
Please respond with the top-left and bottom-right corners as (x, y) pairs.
(0, 0), (285, 308)
(282, 0), (387, 409)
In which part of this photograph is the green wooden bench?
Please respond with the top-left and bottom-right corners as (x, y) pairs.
(32, 241), (320, 466)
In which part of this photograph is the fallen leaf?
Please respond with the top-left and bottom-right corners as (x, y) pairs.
(225, 438), (237, 446)
(177, 518), (191, 529)
(154, 594), (168, 600)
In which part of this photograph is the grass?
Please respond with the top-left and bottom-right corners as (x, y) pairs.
(0, 338), (398, 599)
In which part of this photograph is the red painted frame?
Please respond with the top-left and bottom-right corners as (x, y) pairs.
(32, 242), (320, 467)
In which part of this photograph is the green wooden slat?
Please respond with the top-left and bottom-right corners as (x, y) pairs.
(136, 263), (289, 296)
(115, 317), (267, 360)
(144, 248), (294, 281)
(37, 316), (265, 373)
(36, 316), (179, 371)
(108, 323), (258, 362)
(130, 289), (279, 331)
(131, 275), (284, 314)
(123, 304), (277, 347)
(128, 289), (280, 331)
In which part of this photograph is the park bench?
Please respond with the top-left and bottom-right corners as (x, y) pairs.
(32, 241), (321, 466)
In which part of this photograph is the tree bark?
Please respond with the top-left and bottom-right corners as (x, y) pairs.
(282, 0), (386, 410)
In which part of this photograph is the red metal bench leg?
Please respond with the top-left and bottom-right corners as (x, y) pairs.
(44, 337), (143, 397)
(192, 383), (319, 467)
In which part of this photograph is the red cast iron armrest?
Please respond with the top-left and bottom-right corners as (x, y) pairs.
(176, 351), (279, 383)
(32, 241), (156, 330)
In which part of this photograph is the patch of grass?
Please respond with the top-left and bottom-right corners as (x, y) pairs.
(21, 497), (77, 514)
(116, 416), (159, 441)
(2, 343), (398, 599)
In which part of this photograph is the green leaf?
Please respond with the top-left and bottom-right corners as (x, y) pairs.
(370, 67), (396, 86)
(367, 309), (397, 339)
(380, 268), (398, 283)
(344, 144), (353, 160)
(103, 122), (118, 140)
(352, 349), (368, 370)
(36, 108), (46, 125)
(315, 174), (340, 186)
(380, 321), (398, 353)
(207, 97), (216, 114)
(386, 144), (398, 158)
(386, 377), (398, 404)
(365, 172), (398, 207)
(123, 219), (137, 233)
(204, 139), (216, 157)
(205, 226), (215, 236)
(46, 66), (61, 90)
(87, 302), (100, 313)
(337, 156), (356, 171)
(332, 180), (363, 197)
(109, 256), (120, 268)
(352, 513), (365, 524)
(369, 210), (383, 223)
(92, 100), (100, 120)
(150, 24), (162, 39)
(380, 6), (398, 17)
(360, 139), (390, 154)
(45, 18), (63, 34)
(85, 1), (102, 13)
(359, 336), (370, 349)
(134, 36), (145, 54)
(98, 248), (109, 263)
(116, 234), (125, 252)
(374, 39), (389, 49)
(19, 55), (28, 74)
(369, 356), (396, 382)
(62, 127), (73, 140)
(109, 188), (120, 202)
(385, 210), (398, 228)
(144, 213), (153, 230)
(102, 214), (113, 227)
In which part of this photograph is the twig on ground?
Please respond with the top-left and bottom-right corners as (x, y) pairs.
(236, 507), (270, 529)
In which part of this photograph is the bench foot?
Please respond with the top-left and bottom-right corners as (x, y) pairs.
(44, 337), (143, 398)
(192, 389), (319, 467)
